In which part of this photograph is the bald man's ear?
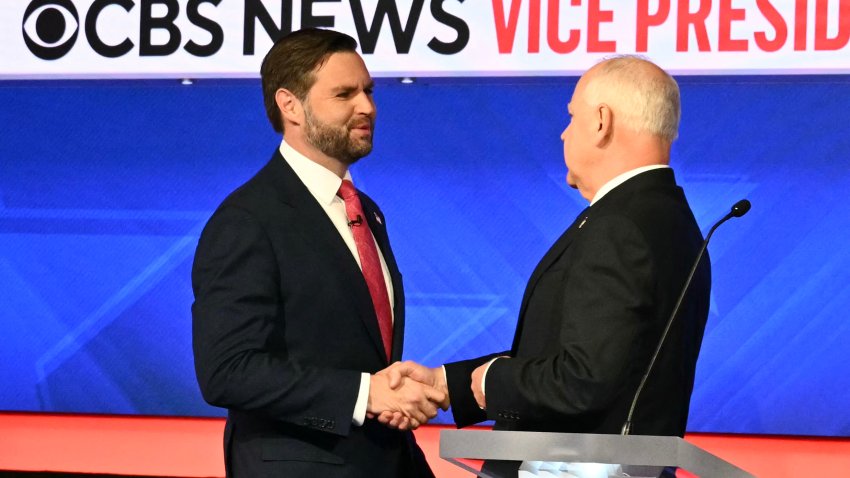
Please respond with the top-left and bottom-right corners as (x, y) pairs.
(275, 88), (303, 127)
(594, 103), (613, 146)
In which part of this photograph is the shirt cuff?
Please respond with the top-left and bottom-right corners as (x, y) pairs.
(352, 372), (370, 426)
(480, 358), (500, 399)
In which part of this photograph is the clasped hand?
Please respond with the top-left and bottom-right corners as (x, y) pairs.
(367, 361), (449, 431)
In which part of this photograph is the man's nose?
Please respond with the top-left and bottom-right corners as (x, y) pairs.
(355, 91), (375, 116)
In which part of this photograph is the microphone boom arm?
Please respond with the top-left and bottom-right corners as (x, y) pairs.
(621, 199), (750, 435)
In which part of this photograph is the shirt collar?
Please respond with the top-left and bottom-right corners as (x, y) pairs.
(279, 139), (352, 206)
(590, 164), (669, 206)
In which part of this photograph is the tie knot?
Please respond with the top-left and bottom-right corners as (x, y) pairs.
(338, 179), (357, 200)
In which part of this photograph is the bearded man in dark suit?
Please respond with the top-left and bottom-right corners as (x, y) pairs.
(191, 28), (445, 478)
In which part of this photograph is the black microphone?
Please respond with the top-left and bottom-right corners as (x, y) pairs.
(348, 215), (363, 227)
(621, 199), (751, 436)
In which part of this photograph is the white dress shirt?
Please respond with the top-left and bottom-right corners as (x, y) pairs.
(591, 164), (669, 205)
(279, 140), (394, 426)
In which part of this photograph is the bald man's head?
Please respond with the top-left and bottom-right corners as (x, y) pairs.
(581, 55), (681, 143)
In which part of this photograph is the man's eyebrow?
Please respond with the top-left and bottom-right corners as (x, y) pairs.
(330, 81), (375, 94)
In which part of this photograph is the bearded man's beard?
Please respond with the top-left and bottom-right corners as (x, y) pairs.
(304, 107), (374, 165)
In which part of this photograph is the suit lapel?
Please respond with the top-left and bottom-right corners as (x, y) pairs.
(508, 168), (679, 354)
(263, 152), (389, 364)
(510, 206), (590, 354)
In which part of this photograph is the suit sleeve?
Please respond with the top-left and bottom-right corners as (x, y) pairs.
(191, 205), (360, 437)
(443, 352), (505, 427)
(484, 215), (654, 423)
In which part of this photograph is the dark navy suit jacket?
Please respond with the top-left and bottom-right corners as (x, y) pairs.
(446, 168), (711, 440)
(192, 151), (432, 478)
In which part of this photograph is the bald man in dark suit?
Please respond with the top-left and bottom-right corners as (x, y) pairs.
(380, 56), (710, 476)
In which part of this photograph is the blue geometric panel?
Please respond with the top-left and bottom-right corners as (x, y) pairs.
(1, 75), (849, 436)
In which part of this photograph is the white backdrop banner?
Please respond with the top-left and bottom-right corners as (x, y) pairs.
(2, 0), (849, 79)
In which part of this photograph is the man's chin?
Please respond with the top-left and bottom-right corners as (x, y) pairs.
(351, 140), (373, 158)
(351, 133), (372, 146)
(340, 145), (372, 165)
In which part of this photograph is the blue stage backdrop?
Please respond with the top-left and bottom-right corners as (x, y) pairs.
(1, 75), (849, 436)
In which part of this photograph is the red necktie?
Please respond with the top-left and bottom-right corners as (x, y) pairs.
(337, 180), (393, 361)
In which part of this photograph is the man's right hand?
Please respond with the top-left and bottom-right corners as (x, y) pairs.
(367, 371), (446, 431)
(382, 361), (450, 409)
(369, 361), (450, 430)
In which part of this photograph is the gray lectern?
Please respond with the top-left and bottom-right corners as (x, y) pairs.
(440, 430), (755, 478)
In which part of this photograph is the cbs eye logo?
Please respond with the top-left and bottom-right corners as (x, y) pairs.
(22, 0), (80, 60)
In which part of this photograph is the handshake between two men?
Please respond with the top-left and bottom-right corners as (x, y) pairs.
(367, 360), (488, 430)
